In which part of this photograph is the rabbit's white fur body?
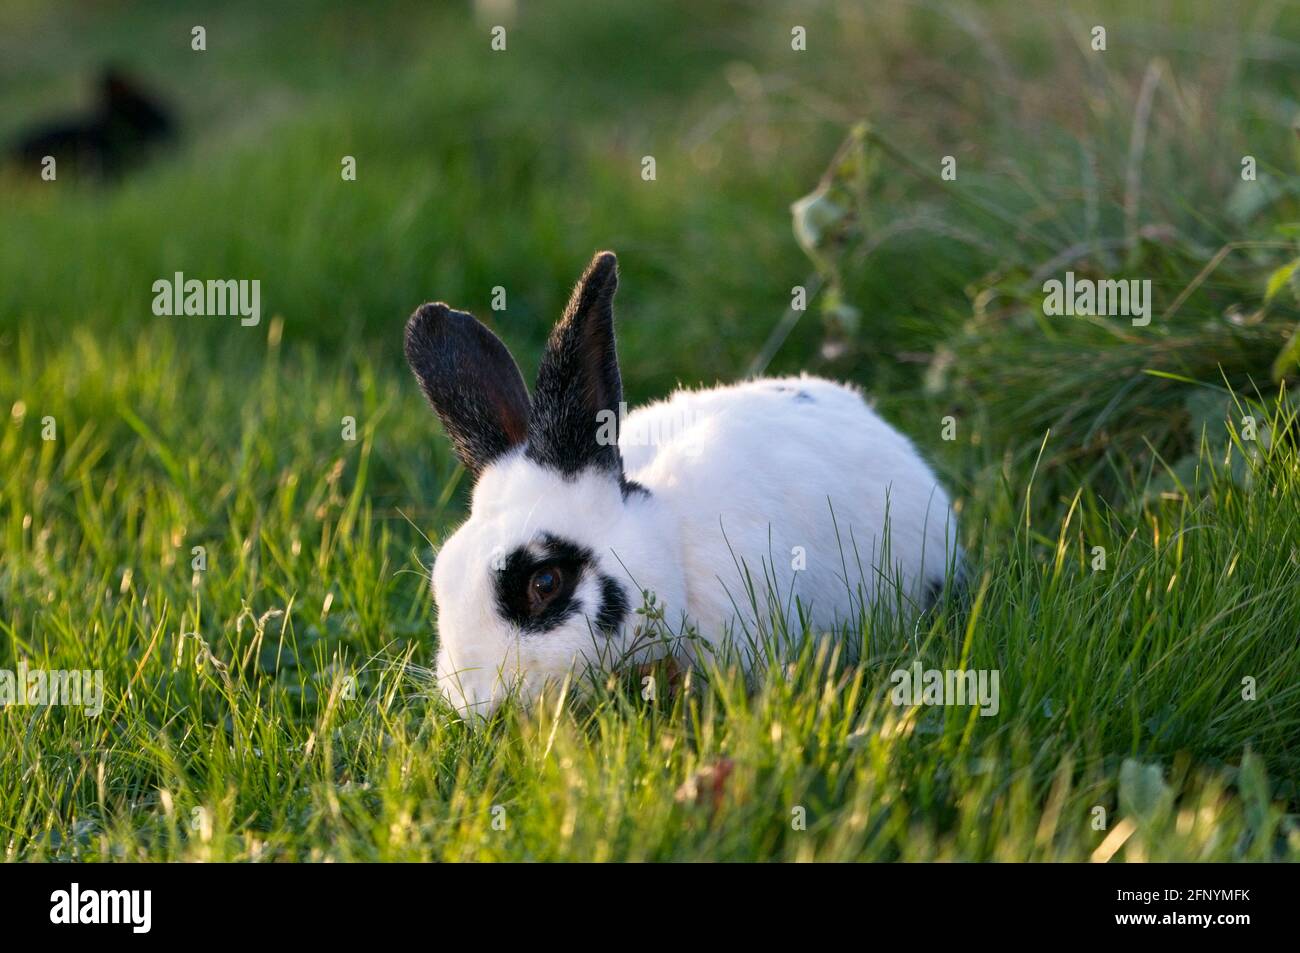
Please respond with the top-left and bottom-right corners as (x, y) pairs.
(406, 251), (960, 719)
(620, 373), (958, 644)
(430, 374), (958, 717)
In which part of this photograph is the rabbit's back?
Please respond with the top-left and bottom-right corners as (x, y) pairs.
(620, 376), (958, 644)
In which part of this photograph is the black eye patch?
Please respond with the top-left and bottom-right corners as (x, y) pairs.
(492, 533), (628, 636)
(594, 575), (629, 633)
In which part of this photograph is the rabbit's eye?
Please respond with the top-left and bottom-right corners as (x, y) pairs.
(527, 565), (564, 612)
(493, 535), (588, 632)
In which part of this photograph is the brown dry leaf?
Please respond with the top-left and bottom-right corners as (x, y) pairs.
(634, 655), (688, 695)
(675, 758), (736, 815)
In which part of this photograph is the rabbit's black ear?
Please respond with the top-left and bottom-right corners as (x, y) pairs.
(405, 303), (531, 477)
(527, 251), (624, 478)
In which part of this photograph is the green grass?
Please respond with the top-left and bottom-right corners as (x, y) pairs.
(2, 0), (1299, 861)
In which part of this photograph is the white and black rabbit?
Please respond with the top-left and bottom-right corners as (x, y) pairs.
(405, 251), (961, 717)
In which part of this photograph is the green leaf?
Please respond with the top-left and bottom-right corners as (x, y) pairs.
(790, 185), (847, 257)
(1119, 758), (1173, 822)
(1237, 749), (1273, 844)
(1272, 321), (1300, 382)
(1264, 257), (1300, 304)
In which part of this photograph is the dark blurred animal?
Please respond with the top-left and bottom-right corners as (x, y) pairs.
(11, 67), (176, 179)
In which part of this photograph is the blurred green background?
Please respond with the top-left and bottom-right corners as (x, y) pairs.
(2, 0), (1290, 372)
(4, 0), (1299, 479)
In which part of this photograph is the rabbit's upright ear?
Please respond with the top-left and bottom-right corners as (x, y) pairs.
(405, 303), (531, 477)
(527, 251), (624, 478)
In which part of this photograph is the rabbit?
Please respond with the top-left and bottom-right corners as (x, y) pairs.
(405, 251), (961, 718)
(10, 67), (175, 179)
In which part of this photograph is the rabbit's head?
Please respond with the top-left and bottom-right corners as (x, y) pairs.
(405, 252), (683, 718)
